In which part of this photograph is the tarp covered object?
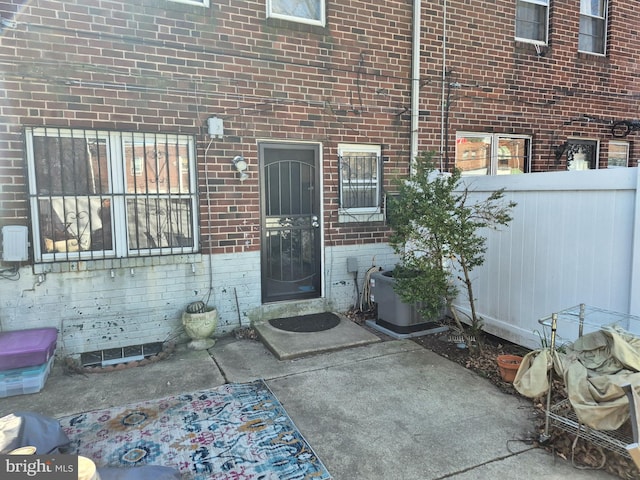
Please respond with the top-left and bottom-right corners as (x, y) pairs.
(514, 327), (640, 431)
(0, 412), (70, 454)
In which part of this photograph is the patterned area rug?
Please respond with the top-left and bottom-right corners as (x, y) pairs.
(58, 380), (331, 480)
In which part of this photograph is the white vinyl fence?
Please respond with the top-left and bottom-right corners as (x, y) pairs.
(452, 167), (640, 350)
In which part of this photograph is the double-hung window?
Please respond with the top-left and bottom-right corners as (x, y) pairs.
(455, 134), (531, 175)
(338, 144), (383, 222)
(169, 0), (209, 6)
(579, 0), (607, 54)
(515, 0), (549, 44)
(25, 127), (198, 263)
(267, 0), (325, 26)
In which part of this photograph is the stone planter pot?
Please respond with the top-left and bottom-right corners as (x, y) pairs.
(182, 306), (218, 350)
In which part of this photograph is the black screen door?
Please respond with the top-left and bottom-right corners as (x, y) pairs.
(260, 143), (321, 303)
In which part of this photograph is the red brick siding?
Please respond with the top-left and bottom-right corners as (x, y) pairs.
(418, 0), (639, 171)
(1, 0), (638, 256)
(0, 0), (414, 254)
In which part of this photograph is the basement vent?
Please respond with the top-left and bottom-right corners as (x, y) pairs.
(80, 342), (164, 368)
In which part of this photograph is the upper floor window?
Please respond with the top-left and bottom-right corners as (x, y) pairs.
(169, 0), (210, 6)
(25, 128), (198, 263)
(455, 134), (531, 175)
(515, 0), (549, 44)
(267, 0), (325, 26)
(579, 0), (607, 54)
(338, 144), (383, 222)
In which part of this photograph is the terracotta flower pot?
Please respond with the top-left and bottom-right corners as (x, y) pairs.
(496, 354), (523, 383)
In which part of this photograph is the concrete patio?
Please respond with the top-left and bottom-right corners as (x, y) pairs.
(0, 322), (617, 479)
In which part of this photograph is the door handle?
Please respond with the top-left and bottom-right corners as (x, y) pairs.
(311, 215), (319, 228)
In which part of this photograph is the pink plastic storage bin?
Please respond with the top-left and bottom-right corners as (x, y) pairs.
(0, 328), (57, 371)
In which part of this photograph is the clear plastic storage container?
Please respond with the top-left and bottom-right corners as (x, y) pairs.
(0, 355), (55, 398)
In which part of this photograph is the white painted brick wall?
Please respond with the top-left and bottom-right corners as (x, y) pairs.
(206, 251), (262, 331)
(324, 243), (398, 312)
(0, 255), (208, 357)
(0, 244), (397, 357)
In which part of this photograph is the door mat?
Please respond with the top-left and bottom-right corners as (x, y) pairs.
(58, 379), (332, 480)
(269, 312), (341, 333)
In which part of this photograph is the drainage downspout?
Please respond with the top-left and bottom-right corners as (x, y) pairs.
(410, 0), (421, 173)
(439, 0), (447, 171)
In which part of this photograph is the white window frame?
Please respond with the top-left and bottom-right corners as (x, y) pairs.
(607, 141), (629, 168)
(25, 128), (199, 263)
(578, 0), (608, 55)
(337, 144), (383, 223)
(515, 0), (549, 45)
(168, 0), (210, 7)
(267, 0), (326, 27)
(455, 133), (532, 176)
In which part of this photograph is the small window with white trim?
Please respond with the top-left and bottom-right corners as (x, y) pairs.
(608, 141), (629, 168)
(168, 0), (210, 7)
(455, 134), (531, 175)
(267, 0), (325, 26)
(579, 0), (607, 54)
(338, 144), (383, 222)
(515, 0), (549, 44)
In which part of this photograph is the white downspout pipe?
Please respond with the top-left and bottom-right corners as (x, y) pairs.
(439, 0), (447, 171)
(410, 0), (421, 173)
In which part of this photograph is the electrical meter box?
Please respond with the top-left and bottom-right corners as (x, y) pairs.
(2, 225), (29, 262)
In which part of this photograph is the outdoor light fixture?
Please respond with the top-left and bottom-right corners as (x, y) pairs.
(231, 155), (249, 181)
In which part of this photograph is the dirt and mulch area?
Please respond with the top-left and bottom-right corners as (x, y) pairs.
(348, 310), (639, 480)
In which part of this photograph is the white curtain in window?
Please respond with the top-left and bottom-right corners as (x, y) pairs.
(271, 0), (320, 21)
(580, 0), (602, 15)
(579, 0), (606, 53)
(516, 0), (548, 42)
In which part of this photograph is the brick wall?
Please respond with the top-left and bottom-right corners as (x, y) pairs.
(0, 0), (414, 254)
(0, 243), (398, 357)
(322, 243), (399, 313)
(1, 0), (638, 355)
(418, 0), (640, 171)
(2, 0), (638, 250)
(1, 255), (205, 356)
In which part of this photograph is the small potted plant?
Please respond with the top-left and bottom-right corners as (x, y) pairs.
(496, 354), (523, 383)
(181, 301), (218, 350)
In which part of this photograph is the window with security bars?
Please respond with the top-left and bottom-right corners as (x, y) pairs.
(338, 144), (381, 213)
(25, 127), (198, 262)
